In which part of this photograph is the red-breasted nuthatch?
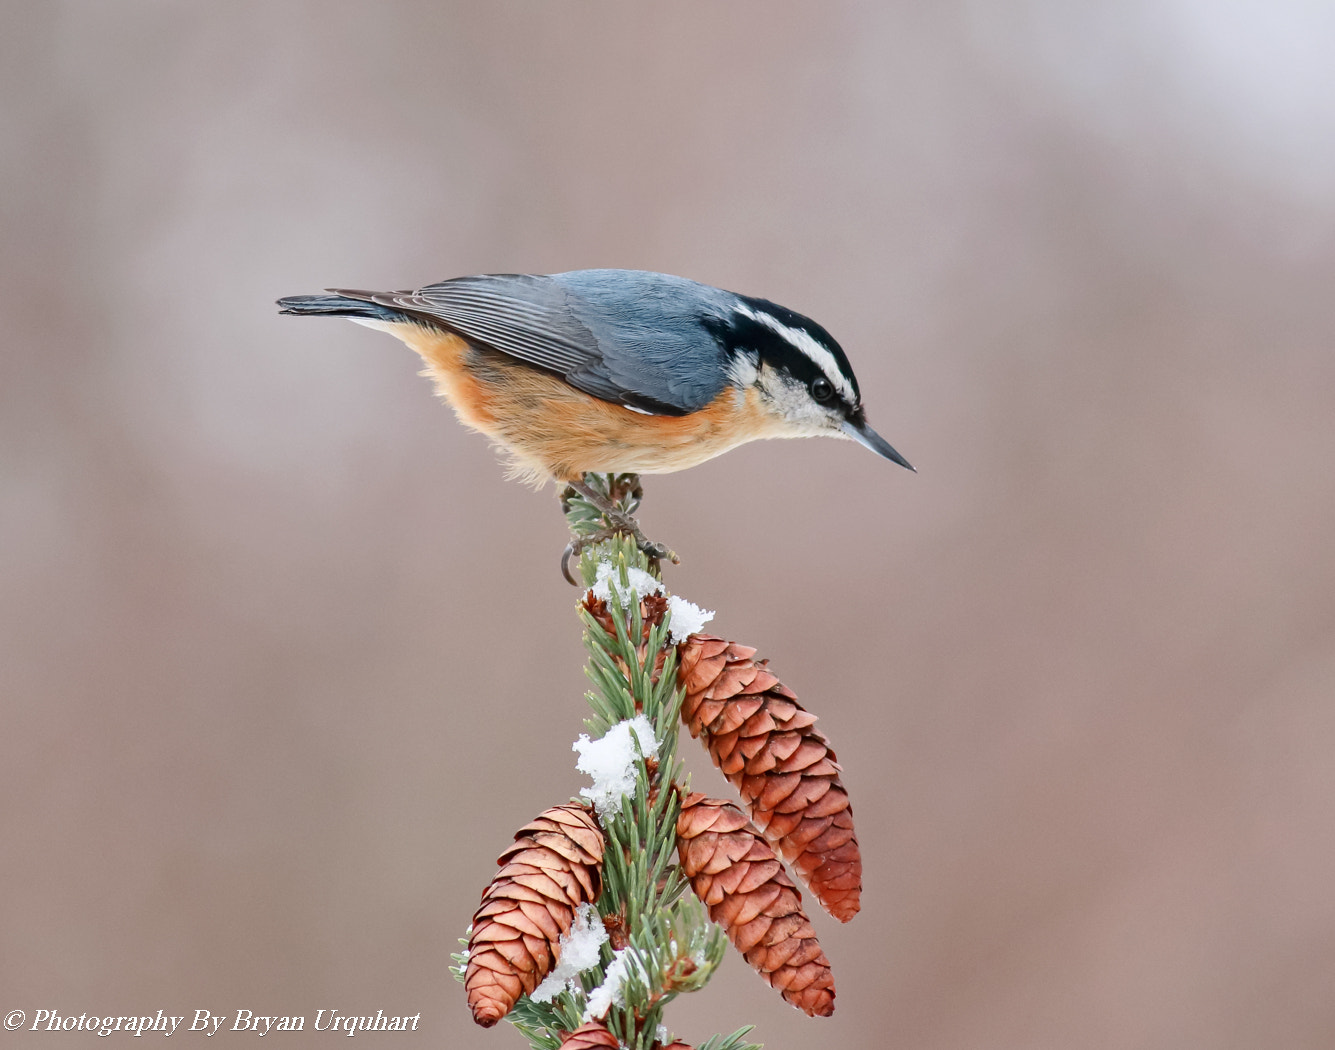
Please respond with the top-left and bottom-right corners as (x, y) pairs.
(278, 270), (912, 564)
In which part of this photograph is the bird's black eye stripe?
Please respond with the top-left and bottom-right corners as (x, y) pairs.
(810, 377), (834, 402)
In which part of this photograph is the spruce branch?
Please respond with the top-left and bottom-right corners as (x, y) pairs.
(463, 473), (860, 1050)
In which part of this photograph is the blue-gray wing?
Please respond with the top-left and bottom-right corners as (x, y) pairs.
(332, 271), (733, 415)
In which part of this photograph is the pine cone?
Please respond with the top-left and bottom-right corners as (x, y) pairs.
(676, 635), (861, 922)
(559, 1021), (620, 1048)
(676, 794), (835, 1017)
(466, 804), (606, 1027)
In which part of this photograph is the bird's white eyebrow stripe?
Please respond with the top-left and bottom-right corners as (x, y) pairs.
(733, 303), (856, 404)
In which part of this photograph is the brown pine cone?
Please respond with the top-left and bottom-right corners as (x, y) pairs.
(466, 804), (606, 1027)
(559, 1021), (620, 1048)
(676, 635), (861, 922)
(676, 794), (835, 1017)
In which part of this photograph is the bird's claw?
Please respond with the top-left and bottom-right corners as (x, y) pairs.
(560, 528), (616, 586)
(640, 540), (678, 564)
(560, 542), (579, 587)
(560, 474), (678, 585)
(560, 524), (677, 587)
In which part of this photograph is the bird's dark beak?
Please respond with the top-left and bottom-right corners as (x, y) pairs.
(841, 417), (915, 472)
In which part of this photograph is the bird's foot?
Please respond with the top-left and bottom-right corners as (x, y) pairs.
(559, 475), (679, 585)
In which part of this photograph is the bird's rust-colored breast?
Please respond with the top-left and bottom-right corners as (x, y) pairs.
(387, 322), (783, 482)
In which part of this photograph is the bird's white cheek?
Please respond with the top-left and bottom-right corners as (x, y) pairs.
(755, 371), (837, 436)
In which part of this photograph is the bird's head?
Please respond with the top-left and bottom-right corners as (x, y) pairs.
(705, 296), (914, 471)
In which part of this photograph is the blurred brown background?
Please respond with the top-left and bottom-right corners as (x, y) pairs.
(4, 2), (1335, 1047)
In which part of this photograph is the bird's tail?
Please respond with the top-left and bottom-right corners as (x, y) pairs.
(276, 291), (405, 323)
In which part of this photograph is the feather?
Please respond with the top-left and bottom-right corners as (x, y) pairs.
(329, 271), (735, 416)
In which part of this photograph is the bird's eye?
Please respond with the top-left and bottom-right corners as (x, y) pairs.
(810, 377), (835, 403)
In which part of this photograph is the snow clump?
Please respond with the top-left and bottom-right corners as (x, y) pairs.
(581, 946), (645, 1022)
(666, 594), (713, 643)
(529, 903), (609, 1004)
(573, 716), (659, 820)
(590, 561), (662, 603)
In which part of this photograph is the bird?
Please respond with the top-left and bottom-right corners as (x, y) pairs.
(277, 269), (912, 568)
